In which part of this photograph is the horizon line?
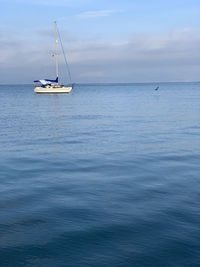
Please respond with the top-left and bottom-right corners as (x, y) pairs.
(0, 81), (200, 86)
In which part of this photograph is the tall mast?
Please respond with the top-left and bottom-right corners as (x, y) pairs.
(54, 21), (58, 82)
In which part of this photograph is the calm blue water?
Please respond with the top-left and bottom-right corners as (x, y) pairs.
(0, 83), (200, 266)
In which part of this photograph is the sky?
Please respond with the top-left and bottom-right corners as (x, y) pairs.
(1, 0), (200, 83)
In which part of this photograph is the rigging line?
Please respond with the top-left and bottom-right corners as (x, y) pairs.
(57, 26), (72, 83)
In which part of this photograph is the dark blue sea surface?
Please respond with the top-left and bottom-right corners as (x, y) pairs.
(0, 83), (200, 266)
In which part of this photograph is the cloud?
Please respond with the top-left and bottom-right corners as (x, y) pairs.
(79, 71), (104, 78)
(76, 10), (117, 19)
(1, 28), (200, 83)
(67, 28), (200, 65)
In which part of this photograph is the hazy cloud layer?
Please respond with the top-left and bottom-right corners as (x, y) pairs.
(1, 28), (200, 83)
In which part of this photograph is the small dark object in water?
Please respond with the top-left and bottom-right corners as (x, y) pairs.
(155, 86), (159, 91)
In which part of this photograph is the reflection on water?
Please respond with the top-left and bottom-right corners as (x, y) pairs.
(52, 95), (62, 153)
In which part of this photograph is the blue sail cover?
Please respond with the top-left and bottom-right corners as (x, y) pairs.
(34, 77), (58, 85)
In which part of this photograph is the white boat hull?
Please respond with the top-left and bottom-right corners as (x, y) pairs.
(34, 86), (72, 94)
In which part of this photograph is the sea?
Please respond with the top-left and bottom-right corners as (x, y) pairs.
(0, 83), (200, 267)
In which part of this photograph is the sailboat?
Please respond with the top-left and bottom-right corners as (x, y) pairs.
(34, 21), (74, 94)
